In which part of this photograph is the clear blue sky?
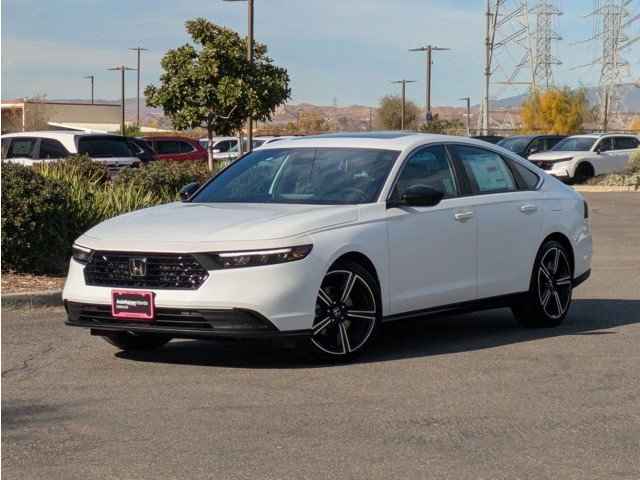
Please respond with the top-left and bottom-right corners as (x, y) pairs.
(2, 0), (638, 106)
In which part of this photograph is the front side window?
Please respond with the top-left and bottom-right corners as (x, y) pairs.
(453, 145), (516, 194)
(6, 138), (36, 159)
(551, 137), (596, 152)
(509, 160), (540, 190)
(39, 138), (69, 159)
(545, 136), (564, 150)
(192, 148), (399, 205)
(614, 137), (639, 150)
(391, 145), (457, 200)
(77, 137), (133, 158)
(213, 140), (235, 153)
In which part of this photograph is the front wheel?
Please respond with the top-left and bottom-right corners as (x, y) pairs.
(309, 262), (381, 361)
(512, 240), (573, 328)
(102, 332), (171, 351)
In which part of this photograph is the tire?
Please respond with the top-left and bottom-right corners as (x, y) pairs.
(512, 240), (573, 328)
(572, 162), (594, 184)
(102, 332), (171, 351)
(309, 261), (381, 362)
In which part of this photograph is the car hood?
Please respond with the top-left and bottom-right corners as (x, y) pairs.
(528, 151), (586, 161)
(78, 202), (360, 252)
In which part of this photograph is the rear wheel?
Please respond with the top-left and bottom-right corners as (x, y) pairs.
(512, 240), (573, 328)
(309, 262), (381, 361)
(102, 332), (171, 351)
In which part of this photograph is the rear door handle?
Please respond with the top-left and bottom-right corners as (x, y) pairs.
(520, 204), (538, 214)
(454, 211), (474, 222)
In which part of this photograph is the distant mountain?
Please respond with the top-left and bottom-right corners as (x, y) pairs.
(492, 83), (640, 112)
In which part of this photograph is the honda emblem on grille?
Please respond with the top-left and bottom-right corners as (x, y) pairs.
(129, 257), (148, 277)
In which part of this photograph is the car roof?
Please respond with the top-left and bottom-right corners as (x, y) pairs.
(142, 135), (195, 142)
(258, 131), (510, 153)
(2, 130), (120, 139)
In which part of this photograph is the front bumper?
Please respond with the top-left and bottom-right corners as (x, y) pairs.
(65, 301), (311, 340)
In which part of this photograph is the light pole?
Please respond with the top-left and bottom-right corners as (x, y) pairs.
(409, 45), (450, 123)
(108, 65), (136, 136)
(84, 75), (95, 104)
(129, 47), (149, 127)
(459, 97), (471, 136)
(391, 80), (416, 130)
(224, 0), (255, 154)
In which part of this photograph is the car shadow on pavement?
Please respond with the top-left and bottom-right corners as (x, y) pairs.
(115, 298), (640, 368)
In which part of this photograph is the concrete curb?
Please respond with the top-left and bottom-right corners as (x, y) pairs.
(2, 289), (63, 309)
(573, 185), (639, 193)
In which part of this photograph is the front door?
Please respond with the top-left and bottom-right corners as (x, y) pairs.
(386, 144), (477, 315)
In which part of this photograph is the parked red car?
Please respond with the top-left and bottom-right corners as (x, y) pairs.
(141, 136), (207, 162)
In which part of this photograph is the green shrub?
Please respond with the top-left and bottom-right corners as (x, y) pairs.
(94, 182), (163, 219)
(115, 160), (212, 202)
(1, 163), (73, 274)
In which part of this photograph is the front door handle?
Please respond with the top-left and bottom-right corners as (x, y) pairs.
(520, 204), (538, 214)
(454, 211), (474, 222)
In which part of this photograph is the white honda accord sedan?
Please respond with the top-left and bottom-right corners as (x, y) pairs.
(64, 132), (592, 361)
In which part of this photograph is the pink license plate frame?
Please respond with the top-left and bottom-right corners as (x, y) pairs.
(111, 290), (155, 321)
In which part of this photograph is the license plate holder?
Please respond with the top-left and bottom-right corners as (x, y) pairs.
(111, 290), (155, 321)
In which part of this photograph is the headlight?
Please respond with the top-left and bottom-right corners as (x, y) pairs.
(211, 245), (312, 269)
(72, 244), (93, 264)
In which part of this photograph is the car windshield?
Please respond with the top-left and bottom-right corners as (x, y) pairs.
(192, 147), (399, 205)
(498, 137), (529, 154)
(551, 137), (596, 152)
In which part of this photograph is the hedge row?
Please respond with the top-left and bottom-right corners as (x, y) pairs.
(1, 157), (213, 274)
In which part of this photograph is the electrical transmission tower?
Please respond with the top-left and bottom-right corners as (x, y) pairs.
(531, 0), (563, 89)
(481, 0), (563, 134)
(580, 0), (640, 130)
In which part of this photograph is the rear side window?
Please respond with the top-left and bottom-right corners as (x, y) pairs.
(453, 145), (516, 194)
(156, 140), (184, 155)
(78, 137), (133, 158)
(614, 137), (639, 150)
(509, 160), (540, 190)
(39, 139), (69, 159)
(179, 141), (195, 153)
(6, 138), (37, 159)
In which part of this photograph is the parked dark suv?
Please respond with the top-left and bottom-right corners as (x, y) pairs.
(498, 135), (566, 159)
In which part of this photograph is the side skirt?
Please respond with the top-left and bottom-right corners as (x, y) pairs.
(382, 292), (528, 324)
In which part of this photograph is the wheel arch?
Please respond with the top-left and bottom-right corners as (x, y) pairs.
(573, 160), (595, 179)
(330, 251), (381, 290)
(541, 232), (575, 276)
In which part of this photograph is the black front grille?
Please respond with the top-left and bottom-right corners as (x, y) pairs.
(84, 252), (209, 290)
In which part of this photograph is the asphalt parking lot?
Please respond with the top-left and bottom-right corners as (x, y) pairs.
(2, 192), (639, 480)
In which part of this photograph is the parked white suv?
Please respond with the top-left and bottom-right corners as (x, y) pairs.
(527, 133), (640, 183)
(1, 131), (141, 175)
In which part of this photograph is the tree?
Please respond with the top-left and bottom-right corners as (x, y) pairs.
(145, 18), (290, 170)
(418, 114), (464, 135)
(520, 87), (588, 135)
(628, 117), (640, 133)
(376, 95), (420, 130)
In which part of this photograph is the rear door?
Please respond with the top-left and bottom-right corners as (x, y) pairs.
(153, 139), (191, 161)
(449, 144), (544, 299)
(613, 136), (640, 171)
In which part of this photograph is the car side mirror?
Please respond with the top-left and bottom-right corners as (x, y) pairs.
(387, 185), (445, 209)
(179, 182), (200, 202)
(528, 146), (540, 155)
(212, 149), (221, 154)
